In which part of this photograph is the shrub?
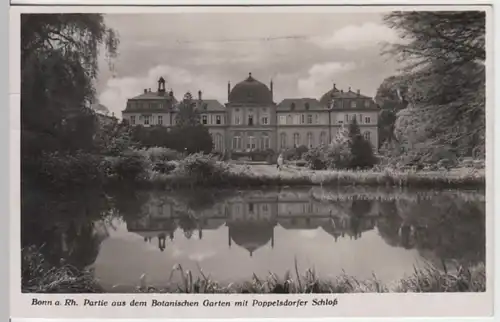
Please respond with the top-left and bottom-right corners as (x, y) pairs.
(303, 148), (327, 170)
(174, 153), (229, 184)
(110, 150), (150, 182)
(35, 151), (105, 188)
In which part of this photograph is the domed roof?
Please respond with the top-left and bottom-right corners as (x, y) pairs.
(228, 222), (274, 256)
(229, 73), (273, 104)
(319, 86), (341, 106)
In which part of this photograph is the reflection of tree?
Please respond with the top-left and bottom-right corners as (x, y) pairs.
(376, 194), (485, 266)
(111, 188), (149, 220)
(178, 214), (198, 240)
(350, 198), (373, 218)
(22, 188), (113, 269)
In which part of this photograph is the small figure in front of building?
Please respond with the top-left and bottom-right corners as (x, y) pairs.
(277, 153), (284, 171)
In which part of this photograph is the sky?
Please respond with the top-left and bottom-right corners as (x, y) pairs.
(95, 12), (403, 117)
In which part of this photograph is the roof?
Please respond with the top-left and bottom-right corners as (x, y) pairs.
(277, 98), (325, 111)
(228, 222), (275, 255)
(228, 73), (273, 105)
(129, 90), (178, 102)
(195, 99), (225, 112)
(319, 86), (375, 107)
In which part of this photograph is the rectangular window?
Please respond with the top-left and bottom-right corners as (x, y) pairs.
(359, 114), (363, 124)
(202, 115), (208, 125)
(365, 116), (371, 124)
(351, 101), (357, 108)
(144, 115), (150, 125)
(279, 115), (286, 125)
(262, 116), (269, 125)
(216, 115), (221, 124)
(301, 114), (305, 124)
(307, 114), (313, 124)
(365, 100), (371, 108)
(235, 116), (240, 125)
(248, 115), (254, 126)
(293, 115), (301, 125)
(315, 114), (319, 124)
(130, 116), (136, 125)
(158, 115), (163, 125)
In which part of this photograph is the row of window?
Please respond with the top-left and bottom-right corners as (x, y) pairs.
(233, 114), (270, 126)
(202, 114), (224, 125)
(131, 113), (371, 127)
(278, 114), (371, 125)
(278, 131), (371, 149)
(129, 102), (167, 110)
(130, 115), (163, 125)
(232, 133), (271, 150)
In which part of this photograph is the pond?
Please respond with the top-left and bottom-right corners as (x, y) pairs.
(21, 186), (485, 292)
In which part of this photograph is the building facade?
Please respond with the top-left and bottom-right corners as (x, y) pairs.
(122, 73), (379, 152)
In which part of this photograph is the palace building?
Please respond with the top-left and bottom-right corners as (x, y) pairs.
(122, 73), (379, 152)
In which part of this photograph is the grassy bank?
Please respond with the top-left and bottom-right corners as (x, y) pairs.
(28, 150), (485, 191)
(143, 163), (485, 190)
(23, 248), (485, 294)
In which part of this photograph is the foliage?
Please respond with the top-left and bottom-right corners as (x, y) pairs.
(382, 11), (485, 162)
(375, 75), (409, 147)
(108, 150), (150, 182)
(347, 119), (378, 169)
(283, 145), (309, 161)
(138, 261), (484, 293)
(173, 153), (229, 185)
(21, 14), (119, 155)
(22, 245), (102, 293)
(94, 120), (135, 156)
(169, 125), (213, 154)
(28, 151), (107, 189)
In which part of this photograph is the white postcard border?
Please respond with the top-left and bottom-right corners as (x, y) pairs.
(8, 3), (496, 320)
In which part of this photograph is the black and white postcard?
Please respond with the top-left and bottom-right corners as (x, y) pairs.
(9, 2), (495, 320)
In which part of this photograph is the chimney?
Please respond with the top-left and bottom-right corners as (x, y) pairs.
(357, 89), (360, 96)
(144, 89), (147, 93)
(348, 86), (351, 92)
(198, 90), (202, 101)
(270, 80), (273, 99)
(333, 83), (336, 90)
(227, 81), (231, 99)
(148, 88), (151, 92)
(341, 89), (344, 93)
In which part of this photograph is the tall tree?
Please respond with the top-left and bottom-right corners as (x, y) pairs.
(348, 118), (377, 169)
(374, 75), (409, 147)
(21, 14), (119, 156)
(171, 92), (213, 154)
(383, 11), (485, 158)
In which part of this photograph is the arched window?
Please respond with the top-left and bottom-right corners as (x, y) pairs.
(261, 132), (270, 150)
(233, 133), (242, 150)
(363, 131), (371, 142)
(320, 132), (327, 145)
(293, 133), (300, 147)
(307, 132), (314, 148)
(215, 133), (223, 151)
(280, 133), (287, 149)
(247, 132), (256, 150)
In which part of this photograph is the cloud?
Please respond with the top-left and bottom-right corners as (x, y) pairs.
(98, 64), (228, 118)
(297, 62), (356, 98)
(311, 22), (399, 50)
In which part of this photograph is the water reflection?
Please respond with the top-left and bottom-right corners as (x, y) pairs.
(21, 187), (485, 288)
(124, 189), (383, 256)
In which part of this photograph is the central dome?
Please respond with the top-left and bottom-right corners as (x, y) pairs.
(229, 73), (273, 104)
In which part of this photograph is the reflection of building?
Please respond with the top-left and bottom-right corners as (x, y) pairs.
(124, 189), (380, 252)
(122, 74), (379, 151)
